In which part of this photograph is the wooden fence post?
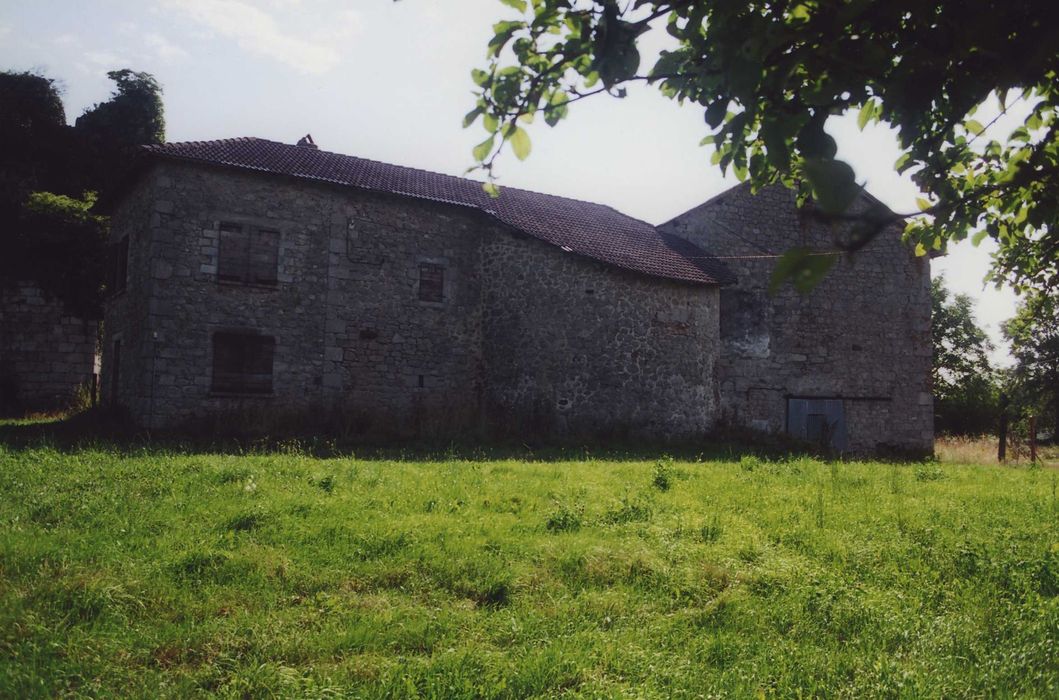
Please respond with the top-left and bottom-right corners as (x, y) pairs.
(998, 393), (1009, 463)
(1029, 415), (1037, 464)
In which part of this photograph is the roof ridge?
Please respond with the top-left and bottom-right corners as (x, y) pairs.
(140, 136), (733, 285)
(152, 136), (661, 228)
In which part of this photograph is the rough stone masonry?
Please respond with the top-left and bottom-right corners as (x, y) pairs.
(0, 281), (98, 414)
(101, 137), (932, 454)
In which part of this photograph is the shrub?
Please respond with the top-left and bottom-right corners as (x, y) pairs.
(739, 455), (763, 472)
(653, 458), (673, 491)
(603, 493), (653, 525)
(914, 464), (945, 482)
(546, 500), (583, 533)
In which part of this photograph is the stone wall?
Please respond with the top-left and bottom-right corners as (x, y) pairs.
(104, 160), (720, 437)
(660, 184), (933, 454)
(0, 281), (98, 413)
(481, 230), (720, 439)
(102, 172), (161, 420)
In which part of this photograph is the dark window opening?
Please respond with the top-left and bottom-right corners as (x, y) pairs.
(218, 223), (279, 285)
(212, 332), (275, 394)
(417, 374), (425, 388)
(418, 263), (444, 302)
(107, 236), (129, 294)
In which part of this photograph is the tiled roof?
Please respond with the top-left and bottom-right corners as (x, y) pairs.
(143, 137), (733, 285)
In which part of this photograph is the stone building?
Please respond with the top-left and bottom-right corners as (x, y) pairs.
(0, 281), (98, 414)
(661, 185), (934, 454)
(100, 136), (932, 453)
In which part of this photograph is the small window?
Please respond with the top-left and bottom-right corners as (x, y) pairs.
(218, 223), (279, 285)
(212, 332), (275, 394)
(418, 263), (444, 302)
(108, 236), (129, 294)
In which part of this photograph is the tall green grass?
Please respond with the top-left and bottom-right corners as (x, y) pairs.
(0, 442), (1057, 697)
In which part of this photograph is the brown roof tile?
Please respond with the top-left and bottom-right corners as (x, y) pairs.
(143, 137), (733, 285)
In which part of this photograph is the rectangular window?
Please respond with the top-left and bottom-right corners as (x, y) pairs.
(108, 236), (129, 294)
(218, 223), (279, 285)
(418, 263), (444, 302)
(211, 332), (275, 394)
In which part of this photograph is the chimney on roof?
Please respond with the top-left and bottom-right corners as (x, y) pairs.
(296, 133), (317, 149)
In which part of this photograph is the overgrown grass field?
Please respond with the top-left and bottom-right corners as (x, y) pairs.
(1, 439), (1058, 697)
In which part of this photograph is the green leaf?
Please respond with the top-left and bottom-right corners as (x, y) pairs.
(509, 126), (531, 160)
(769, 247), (837, 294)
(483, 113), (499, 133)
(797, 119), (837, 159)
(914, 242), (927, 257)
(894, 152), (912, 171)
(790, 3), (811, 21)
(462, 107), (483, 129)
(544, 91), (569, 127)
(473, 135), (496, 162)
(971, 229), (988, 246)
(760, 120), (790, 171)
(498, 0), (527, 12)
(471, 69), (491, 87)
(482, 181), (500, 198)
(857, 101), (875, 130)
(916, 197), (932, 212)
(802, 158), (859, 214)
(965, 119), (985, 136)
(704, 99), (728, 128)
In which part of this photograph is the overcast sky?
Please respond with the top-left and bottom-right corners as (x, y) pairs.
(0, 0), (1020, 364)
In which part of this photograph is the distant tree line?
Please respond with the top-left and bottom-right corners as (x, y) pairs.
(0, 69), (164, 319)
(933, 277), (1058, 440)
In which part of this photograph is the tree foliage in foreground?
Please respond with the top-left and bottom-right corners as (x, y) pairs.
(0, 69), (164, 317)
(466, 0), (1059, 294)
(929, 277), (998, 435)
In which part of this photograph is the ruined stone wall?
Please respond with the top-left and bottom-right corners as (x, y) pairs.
(481, 231), (720, 439)
(104, 160), (721, 438)
(660, 184), (933, 454)
(0, 282), (97, 413)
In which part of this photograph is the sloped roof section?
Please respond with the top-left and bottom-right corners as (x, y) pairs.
(143, 137), (733, 285)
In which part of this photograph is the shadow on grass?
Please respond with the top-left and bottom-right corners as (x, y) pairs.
(0, 408), (859, 463)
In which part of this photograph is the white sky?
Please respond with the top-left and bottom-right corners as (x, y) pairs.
(0, 0), (1019, 364)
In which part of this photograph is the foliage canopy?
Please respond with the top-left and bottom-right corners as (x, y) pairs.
(929, 277), (997, 434)
(1004, 290), (1059, 437)
(467, 0), (1059, 294)
(0, 68), (164, 317)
